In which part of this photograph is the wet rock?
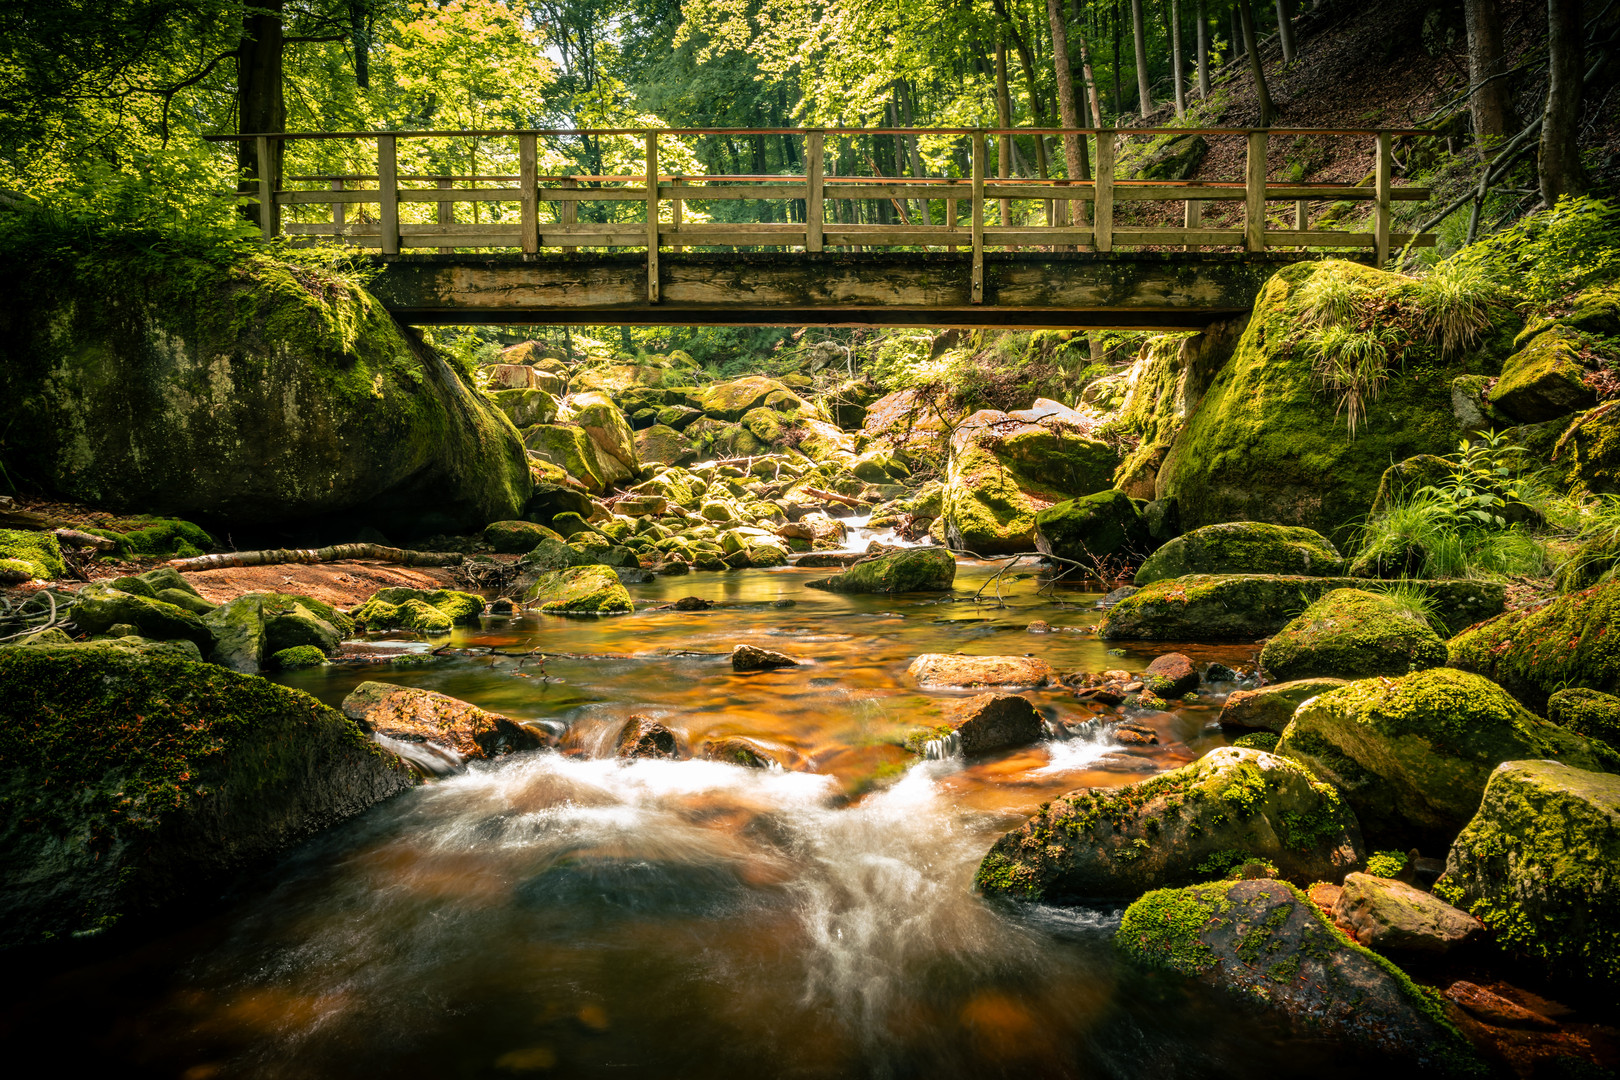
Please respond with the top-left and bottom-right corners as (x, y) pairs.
(1449, 580), (1620, 710)
(1260, 589), (1448, 682)
(1115, 879), (1478, 1073)
(613, 567), (653, 584)
(0, 648), (414, 947)
(793, 552), (865, 569)
(1276, 669), (1620, 847)
(732, 644), (799, 672)
(935, 693), (1043, 756)
(1203, 662), (1239, 683)
(342, 681), (541, 759)
(489, 597), (516, 615)
(1331, 872), (1482, 954)
(1034, 489), (1151, 564)
(1134, 522), (1345, 587)
(805, 546), (955, 593)
(200, 591), (353, 671)
(1436, 760), (1620, 986)
(1220, 678), (1348, 733)
(351, 588), (483, 634)
(976, 747), (1364, 902)
(518, 536), (599, 571)
(0, 528), (65, 582)
(71, 583), (215, 650)
(484, 519), (562, 554)
(671, 596), (713, 611)
(1143, 652), (1198, 697)
(523, 566), (633, 615)
(1025, 620), (1052, 633)
(701, 736), (784, 769)
(616, 715), (678, 759)
(907, 653), (1054, 689)
(1444, 982), (1557, 1031)
(1096, 585), (1138, 608)
(1112, 722), (1159, 746)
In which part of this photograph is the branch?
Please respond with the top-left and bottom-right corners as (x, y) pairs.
(167, 544), (464, 572)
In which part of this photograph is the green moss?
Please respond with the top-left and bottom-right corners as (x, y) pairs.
(1033, 489), (1150, 562)
(351, 588), (483, 634)
(1366, 850), (1409, 878)
(0, 529), (66, 580)
(1488, 327), (1596, 423)
(1552, 405), (1620, 498)
(1135, 522), (1345, 586)
(1232, 731), (1280, 752)
(270, 645), (327, 669)
(1548, 687), (1620, 751)
(1449, 580), (1620, 709)
(523, 565), (633, 615)
(1259, 588), (1448, 681)
(83, 517), (213, 559)
(809, 547), (956, 593)
(1116, 881), (1228, 975)
(944, 426), (1118, 554)
(972, 851), (1046, 899)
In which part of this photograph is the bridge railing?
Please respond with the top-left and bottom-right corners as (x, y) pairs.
(211, 127), (1439, 303)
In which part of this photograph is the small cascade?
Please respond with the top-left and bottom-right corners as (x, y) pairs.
(374, 733), (465, 778)
(921, 730), (961, 761)
(1047, 717), (1103, 741)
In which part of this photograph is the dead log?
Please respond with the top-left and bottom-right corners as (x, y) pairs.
(53, 528), (116, 551)
(168, 544), (464, 572)
(801, 486), (870, 509)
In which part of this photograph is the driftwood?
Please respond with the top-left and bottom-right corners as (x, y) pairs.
(800, 486), (869, 509)
(167, 544), (465, 572)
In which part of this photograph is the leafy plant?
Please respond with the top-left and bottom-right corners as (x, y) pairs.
(1306, 322), (1404, 437)
(1366, 850), (1408, 878)
(1449, 195), (1620, 309)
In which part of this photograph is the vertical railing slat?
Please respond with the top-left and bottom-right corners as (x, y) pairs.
(645, 132), (659, 303)
(1245, 130), (1267, 253)
(561, 177), (577, 254)
(255, 135), (274, 240)
(807, 131), (824, 254)
(436, 178), (452, 254)
(330, 178), (345, 239)
(971, 132), (985, 304)
(1374, 131), (1392, 265)
(520, 133), (538, 254)
(1183, 197), (1200, 252)
(378, 134), (399, 255)
(1094, 131), (1114, 253)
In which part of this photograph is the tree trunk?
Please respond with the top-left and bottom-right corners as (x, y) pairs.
(1196, 0), (1210, 96)
(1539, 0), (1588, 202)
(1131, 0), (1152, 117)
(236, 0), (285, 229)
(1047, 0), (1090, 232)
(1274, 0), (1296, 63)
(1464, 0), (1517, 149)
(1075, 11), (1107, 127)
(1113, 3), (1124, 114)
(349, 2), (370, 88)
(1171, 0), (1186, 117)
(1232, 5), (1244, 59)
(1238, 0), (1274, 126)
(995, 39), (1013, 226)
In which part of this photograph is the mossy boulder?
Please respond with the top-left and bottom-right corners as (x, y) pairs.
(1113, 322), (1245, 499)
(1547, 687), (1620, 751)
(82, 516), (215, 560)
(0, 648), (414, 946)
(71, 583), (214, 649)
(202, 592), (354, 672)
(1101, 574), (1503, 641)
(635, 423), (699, 467)
(1134, 522), (1345, 587)
(975, 747), (1363, 902)
(805, 547), (956, 593)
(0, 246), (530, 531)
(1488, 327), (1597, 423)
(1368, 456), (1452, 517)
(694, 376), (796, 422)
(1275, 668), (1620, 846)
(1550, 406), (1620, 498)
(518, 536), (599, 571)
(1156, 260), (1510, 538)
(523, 565), (633, 615)
(943, 418), (1119, 554)
(483, 519), (561, 554)
(1116, 879), (1477, 1073)
(1033, 490), (1151, 563)
(524, 423), (607, 492)
(270, 645), (327, 669)
(568, 391), (640, 486)
(1448, 581), (1620, 710)
(1220, 678), (1350, 733)
(350, 588), (483, 635)
(1437, 760), (1620, 986)
(487, 387), (560, 428)
(1331, 871), (1482, 955)
(0, 529), (65, 582)
(1555, 531), (1620, 592)
(1260, 589), (1448, 682)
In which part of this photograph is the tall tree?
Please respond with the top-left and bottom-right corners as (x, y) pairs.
(1112, 2), (1124, 114)
(1073, 0), (1106, 127)
(1047, 0), (1089, 228)
(237, 0), (286, 227)
(1131, 0), (1152, 117)
(1539, 0), (1588, 201)
(1463, 0), (1516, 150)
(1196, 0), (1210, 97)
(1274, 0), (1296, 63)
(1237, 0), (1273, 126)
(1171, 0), (1185, 117)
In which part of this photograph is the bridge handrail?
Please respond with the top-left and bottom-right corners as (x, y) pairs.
(216, 126), (1441, 301)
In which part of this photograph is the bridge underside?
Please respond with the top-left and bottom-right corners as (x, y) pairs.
(369, 251), (1350, 330)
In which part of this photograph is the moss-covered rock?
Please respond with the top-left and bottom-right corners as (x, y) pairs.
(1220, 678), (1350, 733)
(1156, 260), (1511, 538)
(82, 516), (215, 560)
(568, 391), (640, 486)
(1113, 321), (1246, 498)
(1436, 760), (1620, 987)
(635, 423), (698, 467)
(202, 592), (354, 671)
(1550, 406), (1620, 498)
(523, 565), (633, 615)
(270, 645), (327, 669)
(805, 547), (956, 593)
(1134, 522), (1345, 586)
(0, 529), (65, 581)
(1116, 879), (1478, 1073)
(943, 418), (1119, 555)
(1547, 687), (1620, 751)
(0, 246), (530, 531)
(341, 681), (541, 759)
(1101, 574), (1503, 641)
(694, 376), (797, 422)
(350, 588), (483, 635)
(1488, 327), (1597, 423)
(1555, 531), (1620, 592)
(487, 386), (560, 428)
(524, 423), (607, 492)
(71, 583), (214, 649)
(0, 648), (414, 946)
(483, 519), (561, 554)
(1275, 668), (1619, 846)
(975, 747), (1363, 902)
(1260, 589), (1448, 681)
(1368, 455), (1454, 517)
(1033, 489), (1151, 564)
(1448, 581), (1620, 710)
(1331, 871), (1482, 954)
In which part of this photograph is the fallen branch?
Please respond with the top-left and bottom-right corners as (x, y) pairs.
(54, 528), (115, 551)
(167, 544), (465, 572)
(801, 486), (869, 509)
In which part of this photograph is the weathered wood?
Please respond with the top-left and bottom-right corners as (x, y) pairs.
(971, 132), (985, 303)
(436, 178), (453, 255)
(256, 135), (274, 241)
(1183, 197), (1201, 251)
(807, 131), (824, 253)
(1245, 130), (1267, 253)
(672, 192), (684, 253)
(646, 132), (659, 303)
(560, 178), (578, 253)
(168, 544), (464, 572)
(1375, 130), (1392, 265)
(1094, 132), (1115, 253)
(330, 178), (346, 234)
(378, 135), (399, 256)
(519, 134), (539, 254)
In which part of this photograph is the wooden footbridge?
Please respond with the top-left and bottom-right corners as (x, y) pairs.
(215, 126), (1438, 330)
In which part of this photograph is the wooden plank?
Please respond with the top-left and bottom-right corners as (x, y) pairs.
(985, 227), (1095, 244)
(1260, 230), (1373, 245)
(1245, 130), (1267, 253)
(436, 178), (453, 254)
(663, 225), (808, 245)
(519, 134), (538, 253)
(1184, 198), (1200, 252)
(807, 131), (824, 253)
(560, 178), (577, 254)
(1112, 228), (1244, 244)
(1375, 131), (1392, 265)
(661, 184), (810, 200)
(672, 193), (684, 253)
(539, 229), (647, 247)
(946, 197), (958, 251)
(822, 228), (964, 247)
(330, 178), (345, 236)
(279, 188), (383, 204)
(971, 131), (985, 303)
(646, 132), (659, 303)
(378, 135), (399, 256)
(536, 187), (647, 201)
(399, 222), (523, 234)
(256, 135), (274, 240)
(1094, 131), (1114, 253)
(403, 233), (523, 248)
(1390, 232), (1438, 247)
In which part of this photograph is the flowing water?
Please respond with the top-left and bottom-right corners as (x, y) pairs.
(0, 559), (1389, 1078)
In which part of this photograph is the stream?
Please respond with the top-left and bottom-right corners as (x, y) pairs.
(0, 557), (1398, 1078)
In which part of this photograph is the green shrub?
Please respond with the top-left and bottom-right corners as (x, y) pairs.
(1449, 195), (1620, 309)
(1366, 850), (1408, 878)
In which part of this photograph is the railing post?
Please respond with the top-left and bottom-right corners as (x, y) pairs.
(645, 131), (659, 304)
(1094, 130), (1114, 253)
(1183, 197), (1200, 252)
(255, 135), (274, 241)
(561, 177), (577, 254)
(436, 178), (452, 255)
(330, 178), (345, 240)
(672, 184), (684, 253)
(378, 134), (399, 255)
(946, 196), (958, 252)
(519, 133), (538, 254)
(806, 130), (824, 254)
(997, 134), (1011, 251)
(971, 131), (985, 304)
(1245, 129), (1267, 253)
(1374, 130), (1391, 266)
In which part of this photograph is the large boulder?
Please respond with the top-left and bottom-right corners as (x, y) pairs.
(1548, 687), (1620, 751)
(942, 410), (1118, 554)
(524, 423), (610, 492)
(907, 654), (1054, 689)
(694, 376), (798, 422)
(0, 529), (65, 582)
(975, 747), (1363, 901)
(1275, 668), (1620, 846)
(487, 387), (560, 428)
(203, 592), (354, 672)
(0, 247), (530, 531)
(1449, 581), (1620, 710)
(805, 547), (955, 593)
(567, 391), (640, 486)
(71, 583), (215, 649)
(1550, 405), (1620, 497)
(1101, 575), (1503, 641)
(1156, 259), (1513, 536)
(523, 565), (633, 615)
(0, 648), (414, 946)
(1113, 322), (1246, 498)
(1331, 871), (1482, 955)
(1436, 760), (1620, 986)
(1116, 879), (1477, 1072)
(914, 693), (1044, 756)
(634, 424), (699, 467)
(340, 682), (541, 760)
(1487, 327), (1597, 423)
(1220, 678), (1350, 733)
(1033, 490), (1151, 564)
(1134, 522), (1345, 587)
(1259, 588), (1448, 682)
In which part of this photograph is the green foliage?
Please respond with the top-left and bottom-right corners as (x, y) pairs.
(1366, 850), (1409, 878)
(1556, 494), (1620, 592)
(1407, 258), (1504, 357)
(1306, 323), (1403, 437)
(1449, 196), (1620, 310)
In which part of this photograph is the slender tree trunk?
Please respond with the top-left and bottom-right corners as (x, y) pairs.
(897, 80), (930, 222)
(1232, 4), (1244, 59)
(1113, 3), (1124, 114)
(1539, 0), (1588, 202)
(1464, 0), (1517, 149)
(996, 39), (1013, 226)
(1196, 0), (1210, 96)
(1171, 0), (1186, 116)
(1274, 0), (1296, 62)
(1074, 9), (1107, 127)
(995, 0), (1053, 176)
(1238, 0), (1273, 126)
(1131, 0), (1152, 117)
(236, 0), (285, 229)
(349, 2), (370, 88)
(1047, 0), (1090, 235)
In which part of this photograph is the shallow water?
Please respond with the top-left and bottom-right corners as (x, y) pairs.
(0, 561), (1390, 1078)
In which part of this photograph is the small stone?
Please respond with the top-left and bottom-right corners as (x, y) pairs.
(771, 599), (796, 608)
(1204, 662), (1240, 683)
(1144, 652), (1198, 697)
(616, 715), (677, 759)
(1444, 982), (1557, 1031)
(672, 596), (713, 611)
(1026, 620), (1053, 633)
(732, 643), (800, 672)
(1330, 872), (1482, 954)
(701, 736), (782, 769)
(1112, 724), (1159, 746)
(489, 597), (515, 615)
